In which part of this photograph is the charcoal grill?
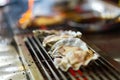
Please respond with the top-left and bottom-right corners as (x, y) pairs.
(14, 34), (120, 80)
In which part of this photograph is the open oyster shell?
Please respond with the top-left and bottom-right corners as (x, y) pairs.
(33, 30), (59, 41)
(49, 38), (98, 71)
(42, 30), (82, 47)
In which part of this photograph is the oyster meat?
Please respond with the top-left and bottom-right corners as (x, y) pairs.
(33, 30), (98, 71)
(49, 38), (98, 71)
(42, 30), (82, 48)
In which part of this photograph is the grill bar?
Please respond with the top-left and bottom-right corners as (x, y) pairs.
(91, 61), (110, 80)
(93, 61), (113, 80)
(27, 36), (62, 80)
(99, 57), (120, 75)
(97, 58), (120, 79)
(23, 35), (120, 80)
(86, 64), (103, 80)
(33, 36), (71, 80)
(80, 67), (94, 80)
(25, 38), (52, 80)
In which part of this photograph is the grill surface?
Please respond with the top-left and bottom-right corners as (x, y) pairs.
(23, 35), (120, 80)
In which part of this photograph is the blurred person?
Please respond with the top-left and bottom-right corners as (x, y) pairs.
(18, 0), (68, 29)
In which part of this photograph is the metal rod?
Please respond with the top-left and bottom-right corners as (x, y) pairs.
(28, 36), (61, 80)
(26, 38), (52, 80)
(34, 36), (68, 80)
(97, 58), (120, 79)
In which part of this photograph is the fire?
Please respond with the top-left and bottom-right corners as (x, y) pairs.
(19, 0), (34, 27)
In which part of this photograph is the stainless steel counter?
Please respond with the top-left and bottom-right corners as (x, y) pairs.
(0, 45), (27, 80)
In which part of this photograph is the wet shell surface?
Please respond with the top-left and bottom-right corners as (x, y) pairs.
(33, 30), (98, 71)
(49, 38), (98, 71)
(42, 30), (82, 47)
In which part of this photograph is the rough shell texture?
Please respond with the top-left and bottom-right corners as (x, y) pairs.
(49, 38), (98, 71)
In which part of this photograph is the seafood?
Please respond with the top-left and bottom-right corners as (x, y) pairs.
(33, 30), (98, 71)
(42, 30), (82, 47)
(49, 38), (98, 71)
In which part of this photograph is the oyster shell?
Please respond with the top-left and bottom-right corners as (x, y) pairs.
(42, 30), (82, 47)
(49, 38), (98, 71)
(33, 30), (59, 41)
(33, 30), (98, 71)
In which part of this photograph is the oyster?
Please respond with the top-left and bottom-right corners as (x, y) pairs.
(49, 38), (98, 71)
(33, 30), (59, 41)
(33, 30), (98, 71)
(33, 30), (59, 36)
(42, 30), (82, 48)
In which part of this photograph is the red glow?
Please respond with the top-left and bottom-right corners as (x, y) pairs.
(69, 68), (76, 76)
(40, 25), (47, 30)
(76, 70), (83, 76)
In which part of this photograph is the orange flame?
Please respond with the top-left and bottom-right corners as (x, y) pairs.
(19, 0), (34, 25)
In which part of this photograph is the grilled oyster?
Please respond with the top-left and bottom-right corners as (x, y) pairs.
(33, 30), (81, 51)
(49, 38), (98, 71)
(42, 30), (82, 49)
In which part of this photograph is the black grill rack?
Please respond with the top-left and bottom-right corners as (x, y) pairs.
(24, 35), (120, 80)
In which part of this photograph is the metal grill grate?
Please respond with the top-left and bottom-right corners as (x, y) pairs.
(24, 35), (120, 80)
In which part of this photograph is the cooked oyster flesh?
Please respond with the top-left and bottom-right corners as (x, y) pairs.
(49, 38), (98, 71)
(42, 30), (82, 47)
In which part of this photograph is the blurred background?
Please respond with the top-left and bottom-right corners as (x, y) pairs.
(0, 0), (120, 80)
(0, 0), (120, 62)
